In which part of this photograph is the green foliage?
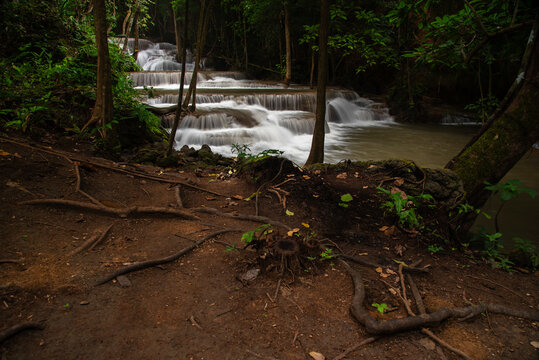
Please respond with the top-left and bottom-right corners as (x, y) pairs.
(371, 302), (389, 314)
(427, 244), (443, 253)
(241, 224), (273, 246)
(231, 144), (284, 171)
(319, 248), (337, 260)
(339, 193), (353, 208)
(464, 94), (500, 123)
(377, 187), (434, 230)
(512, 237), (539, 271)
(484, 179), (536, 202)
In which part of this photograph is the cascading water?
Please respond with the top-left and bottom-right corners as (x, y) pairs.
(130, 39), (395, 164)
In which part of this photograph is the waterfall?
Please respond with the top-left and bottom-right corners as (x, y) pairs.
(130, 39), (395, 163)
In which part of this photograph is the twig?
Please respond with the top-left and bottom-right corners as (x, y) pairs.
(191, 207), (291, 230)
(332, 337), (377, 360)
(88, 223), (114, 250)
(20, 198), (199, 220)
(95, 228), (244, 285)
(0, 259), (22, 265)
(188, 315), (203, 330)
(0, 322), (44, 344)
(398, 264), (411, 314)
(421, 328), (471, 360)
(292, 330), (299, 346)
(340, 260), (539, 335)
(406, 274), (425, 315)
(255, 158), (286, 216)
(464, 275), (528, 302)
(273, 278), (282, 302)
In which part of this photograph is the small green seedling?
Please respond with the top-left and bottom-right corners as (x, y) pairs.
(371, 302), (389, 314)
(320, 248), (336, 260)
(428, 244), (443, 253)
(339, 193), (353, 208)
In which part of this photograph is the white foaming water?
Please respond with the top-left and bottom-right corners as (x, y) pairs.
(131, 39), (395, 164)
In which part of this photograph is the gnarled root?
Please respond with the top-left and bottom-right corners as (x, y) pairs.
(341, 260), (539, 335)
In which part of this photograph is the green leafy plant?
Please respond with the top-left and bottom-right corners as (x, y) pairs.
(319, 248), (337, 260)
(427, 244), (443, 253)
(339, 193), (353, 208)
(241, 224), (273, 246)
(377, 187), (434, 230)
(512, 237), (539, 271)
(230, 144), (284, 172)
(484, 180), (536, 232)
(371, 302), (389, 314)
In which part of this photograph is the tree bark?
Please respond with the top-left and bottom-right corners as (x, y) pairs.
(283, 2), (292, 86)
(183, 0), (212, 112)
(304, 0), (329, 166)
(84, 0), (114, 140)
(446, 19), (539, 216)
(133, 10), (139, 60)
(172, 4), (182, 63)
(166, 0), (190, 157)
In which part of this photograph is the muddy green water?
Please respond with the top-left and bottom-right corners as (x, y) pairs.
(329, 123), (539, 245)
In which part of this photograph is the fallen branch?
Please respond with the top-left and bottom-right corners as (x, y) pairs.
(0, 322), (44, 344)
(341, 260), (539, 335)
(95, 228), (244, 285)
(20, 199), (199, 220)
(191, 207), (291, 230)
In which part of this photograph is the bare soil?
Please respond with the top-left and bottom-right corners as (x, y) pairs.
(1, 135), (538, 360)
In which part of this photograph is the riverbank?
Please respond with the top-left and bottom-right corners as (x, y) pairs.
(1, 135), (537, 359)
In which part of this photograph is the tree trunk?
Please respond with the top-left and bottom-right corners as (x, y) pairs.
(309, 41), (315, 89)
(242, 16), (248, 71)
(446, 20), (539, 217)
(304, 0), (329, 166)
(183, 0), (212, 112)
(283, 2), (292, 86)
(133, 10), (139, 60)
(166, 0), (190, 157)
(122, 0), (141, 55)
(83, 0), (114, 141)
(172, 5), (182, 63)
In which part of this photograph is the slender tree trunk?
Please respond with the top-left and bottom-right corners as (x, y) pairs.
(309, 41), (316, 89)
(446, 20), (539, 219)
(166, 0), (190, 157)
(242, 16), (248, 71)
(172, 5), (182, 63)
(304, 0), (329, 166)
(133, 10), (139, 60)
(183, 0), (212, 112)
(122, 0), (141, 55)
(83, 0), (114, 141)
(283, 2), (292, 86)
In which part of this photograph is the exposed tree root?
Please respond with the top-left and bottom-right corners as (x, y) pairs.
(0, 322), (44, 344)
(74, 163), (105, 206)
(255, 158), (286, 216)
(0, 136), (227, 198)
(421, 328), (471, 360)
(0, 259), (22, 265)
(68, 223), (114, 256)
(19, 199), (199, 220)
(95, 228), (244, 286)
(341, 260), (539, 335)
(191, 207), (291, 230)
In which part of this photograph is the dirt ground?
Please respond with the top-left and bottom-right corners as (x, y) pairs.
(1, 135), (538, 360)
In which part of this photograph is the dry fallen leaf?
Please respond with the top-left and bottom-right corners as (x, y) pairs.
(303, 175), (311, 180)
(309, 351), (325, 360)
(375, 267), (383, 273)
(287, 228), (300, 237)
(336, 173), (347, 179)
(379, 226), (389, 231)
(232, 195), (243, 200)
